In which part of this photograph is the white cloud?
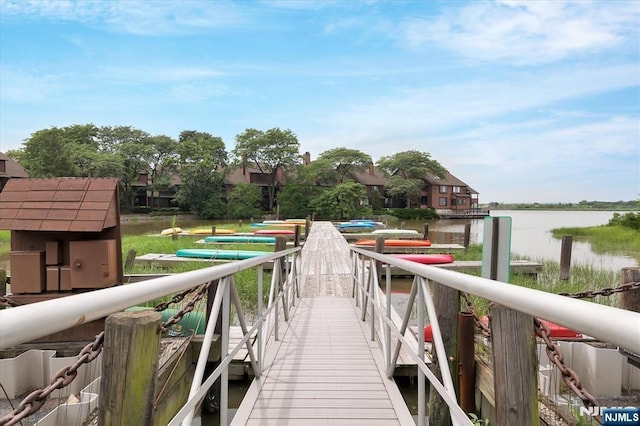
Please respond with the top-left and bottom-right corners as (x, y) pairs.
(0, 0), (246, 35)
(398, 0), (639, 65)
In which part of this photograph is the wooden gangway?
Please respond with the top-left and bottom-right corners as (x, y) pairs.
(231, 222), (415, 425)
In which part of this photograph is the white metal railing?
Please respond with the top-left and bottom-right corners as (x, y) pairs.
(0, 246), (302, 425)
(350, 246), (640, 426)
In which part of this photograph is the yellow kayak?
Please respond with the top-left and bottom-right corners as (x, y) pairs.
(160, 227), (183, 236)
(188, 228), (236, 235)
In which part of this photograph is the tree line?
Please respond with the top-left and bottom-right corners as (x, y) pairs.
(6, 124), (447, 219)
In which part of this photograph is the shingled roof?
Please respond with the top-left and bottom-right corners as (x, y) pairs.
(0, 178), (119, 232)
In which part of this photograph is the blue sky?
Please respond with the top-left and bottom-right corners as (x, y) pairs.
(1, 0), (638, 204)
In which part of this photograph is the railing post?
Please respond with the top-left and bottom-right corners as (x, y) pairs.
(490, 305), (538, 426)
(428, 281), (460, 426)
(98, 310), (161, 426)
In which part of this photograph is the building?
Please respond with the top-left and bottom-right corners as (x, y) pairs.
(0, 152), (29, 191)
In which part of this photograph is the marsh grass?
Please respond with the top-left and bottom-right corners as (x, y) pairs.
(122, 233), (276, 312)
(551, 224), (640, 256)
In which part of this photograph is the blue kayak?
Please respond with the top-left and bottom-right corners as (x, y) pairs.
(176, 249), (271, 260)
(204, 236), (276, 243)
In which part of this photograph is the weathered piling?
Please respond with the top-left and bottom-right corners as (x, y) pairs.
(124, 249), (137, 272)
(490, 305), (538, 426)
(463, 224), (471, 248)
(620, 267), (640, 313)
(559, 236), (573, 280)
(211, 225), (217, 236)
(428, 281), (460, 426)
(423, 224), (429, 240)
(294, 225), (301, 247)
(98, 310), (161, 426)
(458, 311), (475, 413)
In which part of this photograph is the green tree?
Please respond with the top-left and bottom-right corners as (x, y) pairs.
(20, 127), (76, 177)
(277, 181), (316, 219)
(178, 130), (227, 166)
(377, 150), (446, 208)
(309, 147), (372, 184)
(233, 128), (300, 210)
(174, 162), (226, 219)
(310, 181), (370, 220)
(227, 182), (263, 219)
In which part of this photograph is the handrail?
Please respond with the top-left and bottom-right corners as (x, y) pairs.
(351, 247), (640, 353)
(350, 246), (640, 426)
(0, 247), (301, 349)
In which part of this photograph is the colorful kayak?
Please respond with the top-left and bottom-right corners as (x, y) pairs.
(176, 249), (271, 260)
(354, 239), (432, 247)
(160, 227), (182, 235)
(188, 228), (236, 235)
(254, 229), (295, 235)
(372, 229), (419, 235)
(204, 236), (276, 243)
(390, 254), (454, 264)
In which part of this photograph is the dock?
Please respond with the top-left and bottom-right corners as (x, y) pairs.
(231, 222), (415, 425)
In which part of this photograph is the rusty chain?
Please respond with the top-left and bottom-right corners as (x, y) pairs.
(0, 283), (211, 425)
(559, 280), (640, 300)
(461, 292), (491, 337)
(0, 331), (104, 426)
(0, 295), (20, 308)
(534, 318), (602, 424)
(159, 282), (211, 333)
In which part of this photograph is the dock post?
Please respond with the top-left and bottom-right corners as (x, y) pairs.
(0, 269), (6, 310)
(423, 224), (429, 240)
(124, 249), (137, 272)
(98, 310), (161, 426)
(428, 282), (460, 426)
(458, 312), (475, 413)
(490, 305), (538, 426)
(294, 225), (301, 247)
(559, 236), (572, 280)
(620, 267), (640, 312)
(463, 224), (471, 248)
(211, 226), (217, 236)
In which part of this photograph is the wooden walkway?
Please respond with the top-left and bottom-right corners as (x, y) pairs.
(231, 222), (415, 425)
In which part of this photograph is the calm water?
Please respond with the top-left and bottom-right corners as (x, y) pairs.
(391, 210), (638, 271)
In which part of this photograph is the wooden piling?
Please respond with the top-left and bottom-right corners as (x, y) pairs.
(211, 226), (217, 236)
(458, 311), (475, 413)
(559, 236), (572, 280)
(294, 225), (301, 247)
(423, 224), (429, 240)
(124, 249), (137, 272)
(620, 267), (640, 313)
(428, 281), (460, 426)
(463, 224), (471, 248)
(490, 305), (538, 426)
(98, 310), (161, 426)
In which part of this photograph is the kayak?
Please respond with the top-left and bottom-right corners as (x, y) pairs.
(372, 229), (419, 235)
(188, 228), (236, 235)
(254, 229), (295, 235)
(354, 239), (432, 247)
(389, 254), (454, 264)
(160, 227), (182, 235)
(176, 249), (271, 260)
(203, 236), (276, 243)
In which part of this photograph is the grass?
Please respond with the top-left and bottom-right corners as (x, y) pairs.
(551, 224), (640, 258)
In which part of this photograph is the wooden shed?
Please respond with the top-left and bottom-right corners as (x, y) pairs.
(0, 177), (123, 304)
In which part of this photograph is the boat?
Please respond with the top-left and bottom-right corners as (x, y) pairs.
(203, 236), (276, 244)
(188, 228), (236, 235)
(254, 229), (295, 235)
(389, 254), (454, 264)
(285, 219), (307, 224)
(263, 220), (285, 224)
(354, 239), (432, 247)
(160, 227), (182, 236)
(176, 249), (271, 260)
(337, 222), (375, 232)
(371, 229), (419, 235)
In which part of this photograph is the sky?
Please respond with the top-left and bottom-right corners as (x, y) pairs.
(0, 0), (638, 204)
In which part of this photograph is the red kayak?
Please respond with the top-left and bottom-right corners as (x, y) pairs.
(390, 254), (454, 265)
(355, 239), (432, 247)
(254, 229), (295, 235)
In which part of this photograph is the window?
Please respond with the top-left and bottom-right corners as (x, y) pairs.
(453, 186), (461, 193)
(439, 197), (447, 206)
(439, 185), (447, 193)
(455, 199), (466, 206)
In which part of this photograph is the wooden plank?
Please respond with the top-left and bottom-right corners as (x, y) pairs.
(246, 420), (401, 426)
(253, 398), (393, 409)
(249, 407), (398, 419)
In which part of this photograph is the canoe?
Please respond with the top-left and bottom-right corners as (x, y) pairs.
(372, 229), (419, 235)
(354, 239), (432, 247)
(188, 228), (236, 235)
(389, 254), (454, 264)
(285, 219), (307, 224)
(254, 229), (295, 235)
(160, 227), (182, 235)
(204, 236), (276, 243)
(263, 220), (285, 224)
(176, 249), (271, 260)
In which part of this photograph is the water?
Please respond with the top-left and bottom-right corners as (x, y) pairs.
(391, 210), (637, 271)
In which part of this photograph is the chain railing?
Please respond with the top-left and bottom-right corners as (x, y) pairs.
(559, 281), (640, 299)
(0, 247), (301, 426)
(350, 247), (639, 426)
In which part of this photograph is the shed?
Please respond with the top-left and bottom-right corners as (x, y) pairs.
(0, 152), (29, 191)
(0, 177), (123, 299)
